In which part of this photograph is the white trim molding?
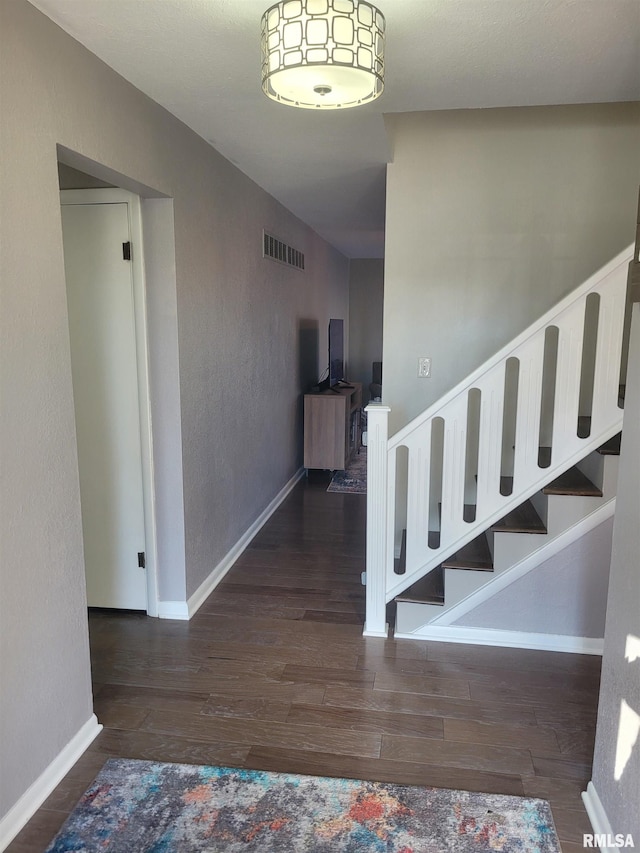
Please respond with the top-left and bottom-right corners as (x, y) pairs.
(60, 188), (160, 617)
(157, 600), (190, 620)
(363, 624), (390, 638)
(582, 781), (618, 853)
(157, 468), (306, 620)
(393, 625), (604, 655)
(363, 403), (392, 637)
(0, 715), (102, 852)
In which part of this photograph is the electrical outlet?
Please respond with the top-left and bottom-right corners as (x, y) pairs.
(418, 357), (431, 378)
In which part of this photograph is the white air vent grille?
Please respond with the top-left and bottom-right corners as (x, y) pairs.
(263, 231), (305, 271)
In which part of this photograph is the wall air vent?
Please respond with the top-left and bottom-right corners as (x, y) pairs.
(263, 231), (305, 271)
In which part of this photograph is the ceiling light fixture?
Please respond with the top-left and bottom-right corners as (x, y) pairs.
(261, 0), (385, 110)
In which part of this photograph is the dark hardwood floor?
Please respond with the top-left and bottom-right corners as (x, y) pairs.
(8, 471), (599, 852)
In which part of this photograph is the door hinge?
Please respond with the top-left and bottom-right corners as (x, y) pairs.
(138, 551), (146, 569)
(123, 241), (132, 261)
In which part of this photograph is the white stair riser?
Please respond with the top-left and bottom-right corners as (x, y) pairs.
(530, 489), (548, 527)
(577, 450), (606, 493)
(601, 454), (619, 500)
(545, 494), (604, 537)
(492, 532), (548, 573)
(440, 567), (489, 607)
(485, 528), (495, 560)
(395, 601), (443, 634)
(576, 449), (618, 499)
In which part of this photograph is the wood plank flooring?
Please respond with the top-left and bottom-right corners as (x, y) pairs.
(7, 471), (600, 852)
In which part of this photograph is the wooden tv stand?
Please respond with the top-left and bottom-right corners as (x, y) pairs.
(303, 382), (362, 470)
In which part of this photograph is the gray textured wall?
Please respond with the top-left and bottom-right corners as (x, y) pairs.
(454, 518), (613, 636)
(0, 0), (348, 820)
(591, 304), (640, 838)
(383, 105), (640, 433)
(349, 259), (384, 395)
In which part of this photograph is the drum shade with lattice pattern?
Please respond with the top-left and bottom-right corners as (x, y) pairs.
(261, 0), (385, 109)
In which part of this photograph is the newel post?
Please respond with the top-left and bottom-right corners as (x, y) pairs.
(363, 402), (391, 638)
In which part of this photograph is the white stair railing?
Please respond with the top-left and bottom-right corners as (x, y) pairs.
(364, 246), (632, 637)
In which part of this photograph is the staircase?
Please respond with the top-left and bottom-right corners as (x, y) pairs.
(363, 245), (633, 642)
(394, 429), (620, 642)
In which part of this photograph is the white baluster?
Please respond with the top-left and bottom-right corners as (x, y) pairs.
(552, 300), (586, 459)
(513, 333), (545, 487)
(476, 367), (506, 517)
(363, 403), (391, 637)
(440, 395), (468, 546)
(385, 446), (398, 588)
(406, 426), (432, 574)
(591, 269), (627, 434)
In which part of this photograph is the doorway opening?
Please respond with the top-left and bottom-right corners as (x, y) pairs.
(60, 183), (158, 615)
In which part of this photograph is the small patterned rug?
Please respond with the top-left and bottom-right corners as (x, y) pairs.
(327, 448), (367, 494)
(44, 759), (561, 852)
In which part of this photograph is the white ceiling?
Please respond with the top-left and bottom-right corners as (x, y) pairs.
(30, 0), (640, 258)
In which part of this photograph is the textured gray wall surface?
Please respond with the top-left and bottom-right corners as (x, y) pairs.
(383, 104), (640, 433)
(455, 518), (613, 637)
(0, 0), (348, 819)
(592, 304), (640, 838)
(349, 259), (384, 397)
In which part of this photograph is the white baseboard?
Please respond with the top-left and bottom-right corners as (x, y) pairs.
(187, 467), (305, 618)
(363, 622), (389, 638)
(0, 714), (102, 852)
(582, 781), (618, 852)
(157, 600), (190, 620)
(163, 468), (304, 620)
(393, 624), (604, 655)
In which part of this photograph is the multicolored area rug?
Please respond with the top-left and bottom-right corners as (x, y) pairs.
(45, 759), (561, 852)
(327, 448), (367, 494)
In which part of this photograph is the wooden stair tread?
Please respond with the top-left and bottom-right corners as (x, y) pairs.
(492, 499), (547, 534)
(543, 466), (602, 497)
(395, 566), (444, 605)
(442, 533), (493, 572)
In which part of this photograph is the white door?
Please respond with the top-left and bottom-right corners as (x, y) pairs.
(61, 200), (148, 610)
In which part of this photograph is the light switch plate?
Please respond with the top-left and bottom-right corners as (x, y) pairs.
(418, 357), (431, 378)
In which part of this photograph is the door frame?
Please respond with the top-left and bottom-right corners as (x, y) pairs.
(60, 188), (159, 616)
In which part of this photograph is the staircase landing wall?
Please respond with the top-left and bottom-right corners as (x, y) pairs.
(383, 103), (640, 434)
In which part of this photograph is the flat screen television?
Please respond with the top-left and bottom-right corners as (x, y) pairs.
(328, 318), (344, 387)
